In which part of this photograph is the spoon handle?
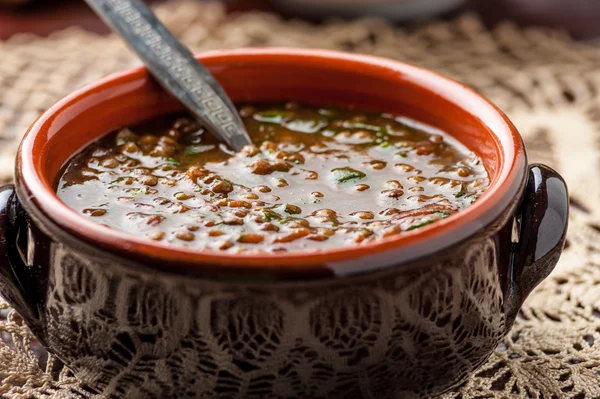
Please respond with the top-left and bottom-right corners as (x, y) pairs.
(84, 0), (252, 151)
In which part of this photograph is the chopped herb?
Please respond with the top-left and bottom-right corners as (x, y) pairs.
(461, 195), (479, 205)
(407, 219), (436, 231)
(435, 210), (452, 217)
(263, 209), (282, 222)
(380, 141), (390, 148)
(331, 167), (366, 183)
(455, 190), (467, 198)
(166, 157), (179, 165)
(126, 188), (143, 197)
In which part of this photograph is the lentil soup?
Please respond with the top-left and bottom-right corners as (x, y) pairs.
(56, 102), (489, 253)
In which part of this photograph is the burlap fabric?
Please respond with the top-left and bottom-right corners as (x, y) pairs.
(0, 1), (599, 397)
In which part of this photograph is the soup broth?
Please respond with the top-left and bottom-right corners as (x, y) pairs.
(57, 102), (489, 253)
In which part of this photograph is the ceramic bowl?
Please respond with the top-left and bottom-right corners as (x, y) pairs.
(0, 49), (568, 399)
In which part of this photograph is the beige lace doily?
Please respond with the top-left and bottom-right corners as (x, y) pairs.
(1, 1), (599, 398)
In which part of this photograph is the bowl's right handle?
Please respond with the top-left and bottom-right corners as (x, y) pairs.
(506, 164), (569, 325)
(0, 184), (42, 334)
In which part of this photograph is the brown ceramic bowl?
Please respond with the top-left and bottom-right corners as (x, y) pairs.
(0, 49), (568, 398)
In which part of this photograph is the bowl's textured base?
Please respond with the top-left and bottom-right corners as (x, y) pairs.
(37, 233), (506, 399)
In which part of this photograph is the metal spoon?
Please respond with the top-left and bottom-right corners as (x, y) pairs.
(84, 0), (252, 151)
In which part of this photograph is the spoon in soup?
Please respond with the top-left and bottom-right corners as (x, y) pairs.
(84, 0), (252, 151)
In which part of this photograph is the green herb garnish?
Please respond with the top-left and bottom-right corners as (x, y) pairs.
(460, 195), (479, 205)
(331, 167), (366, 183)
(435, 210), (452, 217)
(263, 209), (282, 222)
(126, 188), (143, 197)
(407, 219), (436, 231)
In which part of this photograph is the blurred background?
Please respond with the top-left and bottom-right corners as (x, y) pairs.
(1, 0), (600, 41)
(1, 2), (600, 397)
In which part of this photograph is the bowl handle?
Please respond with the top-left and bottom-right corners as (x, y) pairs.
(505, 164), (569, 325)
(0, 184), (43, 335)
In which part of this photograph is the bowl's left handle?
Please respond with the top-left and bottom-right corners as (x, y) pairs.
(0, 184), (42, 333)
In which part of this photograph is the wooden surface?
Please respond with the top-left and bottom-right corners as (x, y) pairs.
(1, 0), (599, 40)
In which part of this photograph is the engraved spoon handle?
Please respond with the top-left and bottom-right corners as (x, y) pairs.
(84, 0), (252, 151)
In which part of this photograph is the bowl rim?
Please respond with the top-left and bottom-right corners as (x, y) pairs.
(16, 48), (527, 274)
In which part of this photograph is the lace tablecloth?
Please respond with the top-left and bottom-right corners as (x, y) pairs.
(1, 1), (599, 397)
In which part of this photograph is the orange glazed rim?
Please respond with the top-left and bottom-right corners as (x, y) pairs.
(16, 48), (526, 273)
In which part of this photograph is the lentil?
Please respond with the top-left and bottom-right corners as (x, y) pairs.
(57, 102), (489, 253)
